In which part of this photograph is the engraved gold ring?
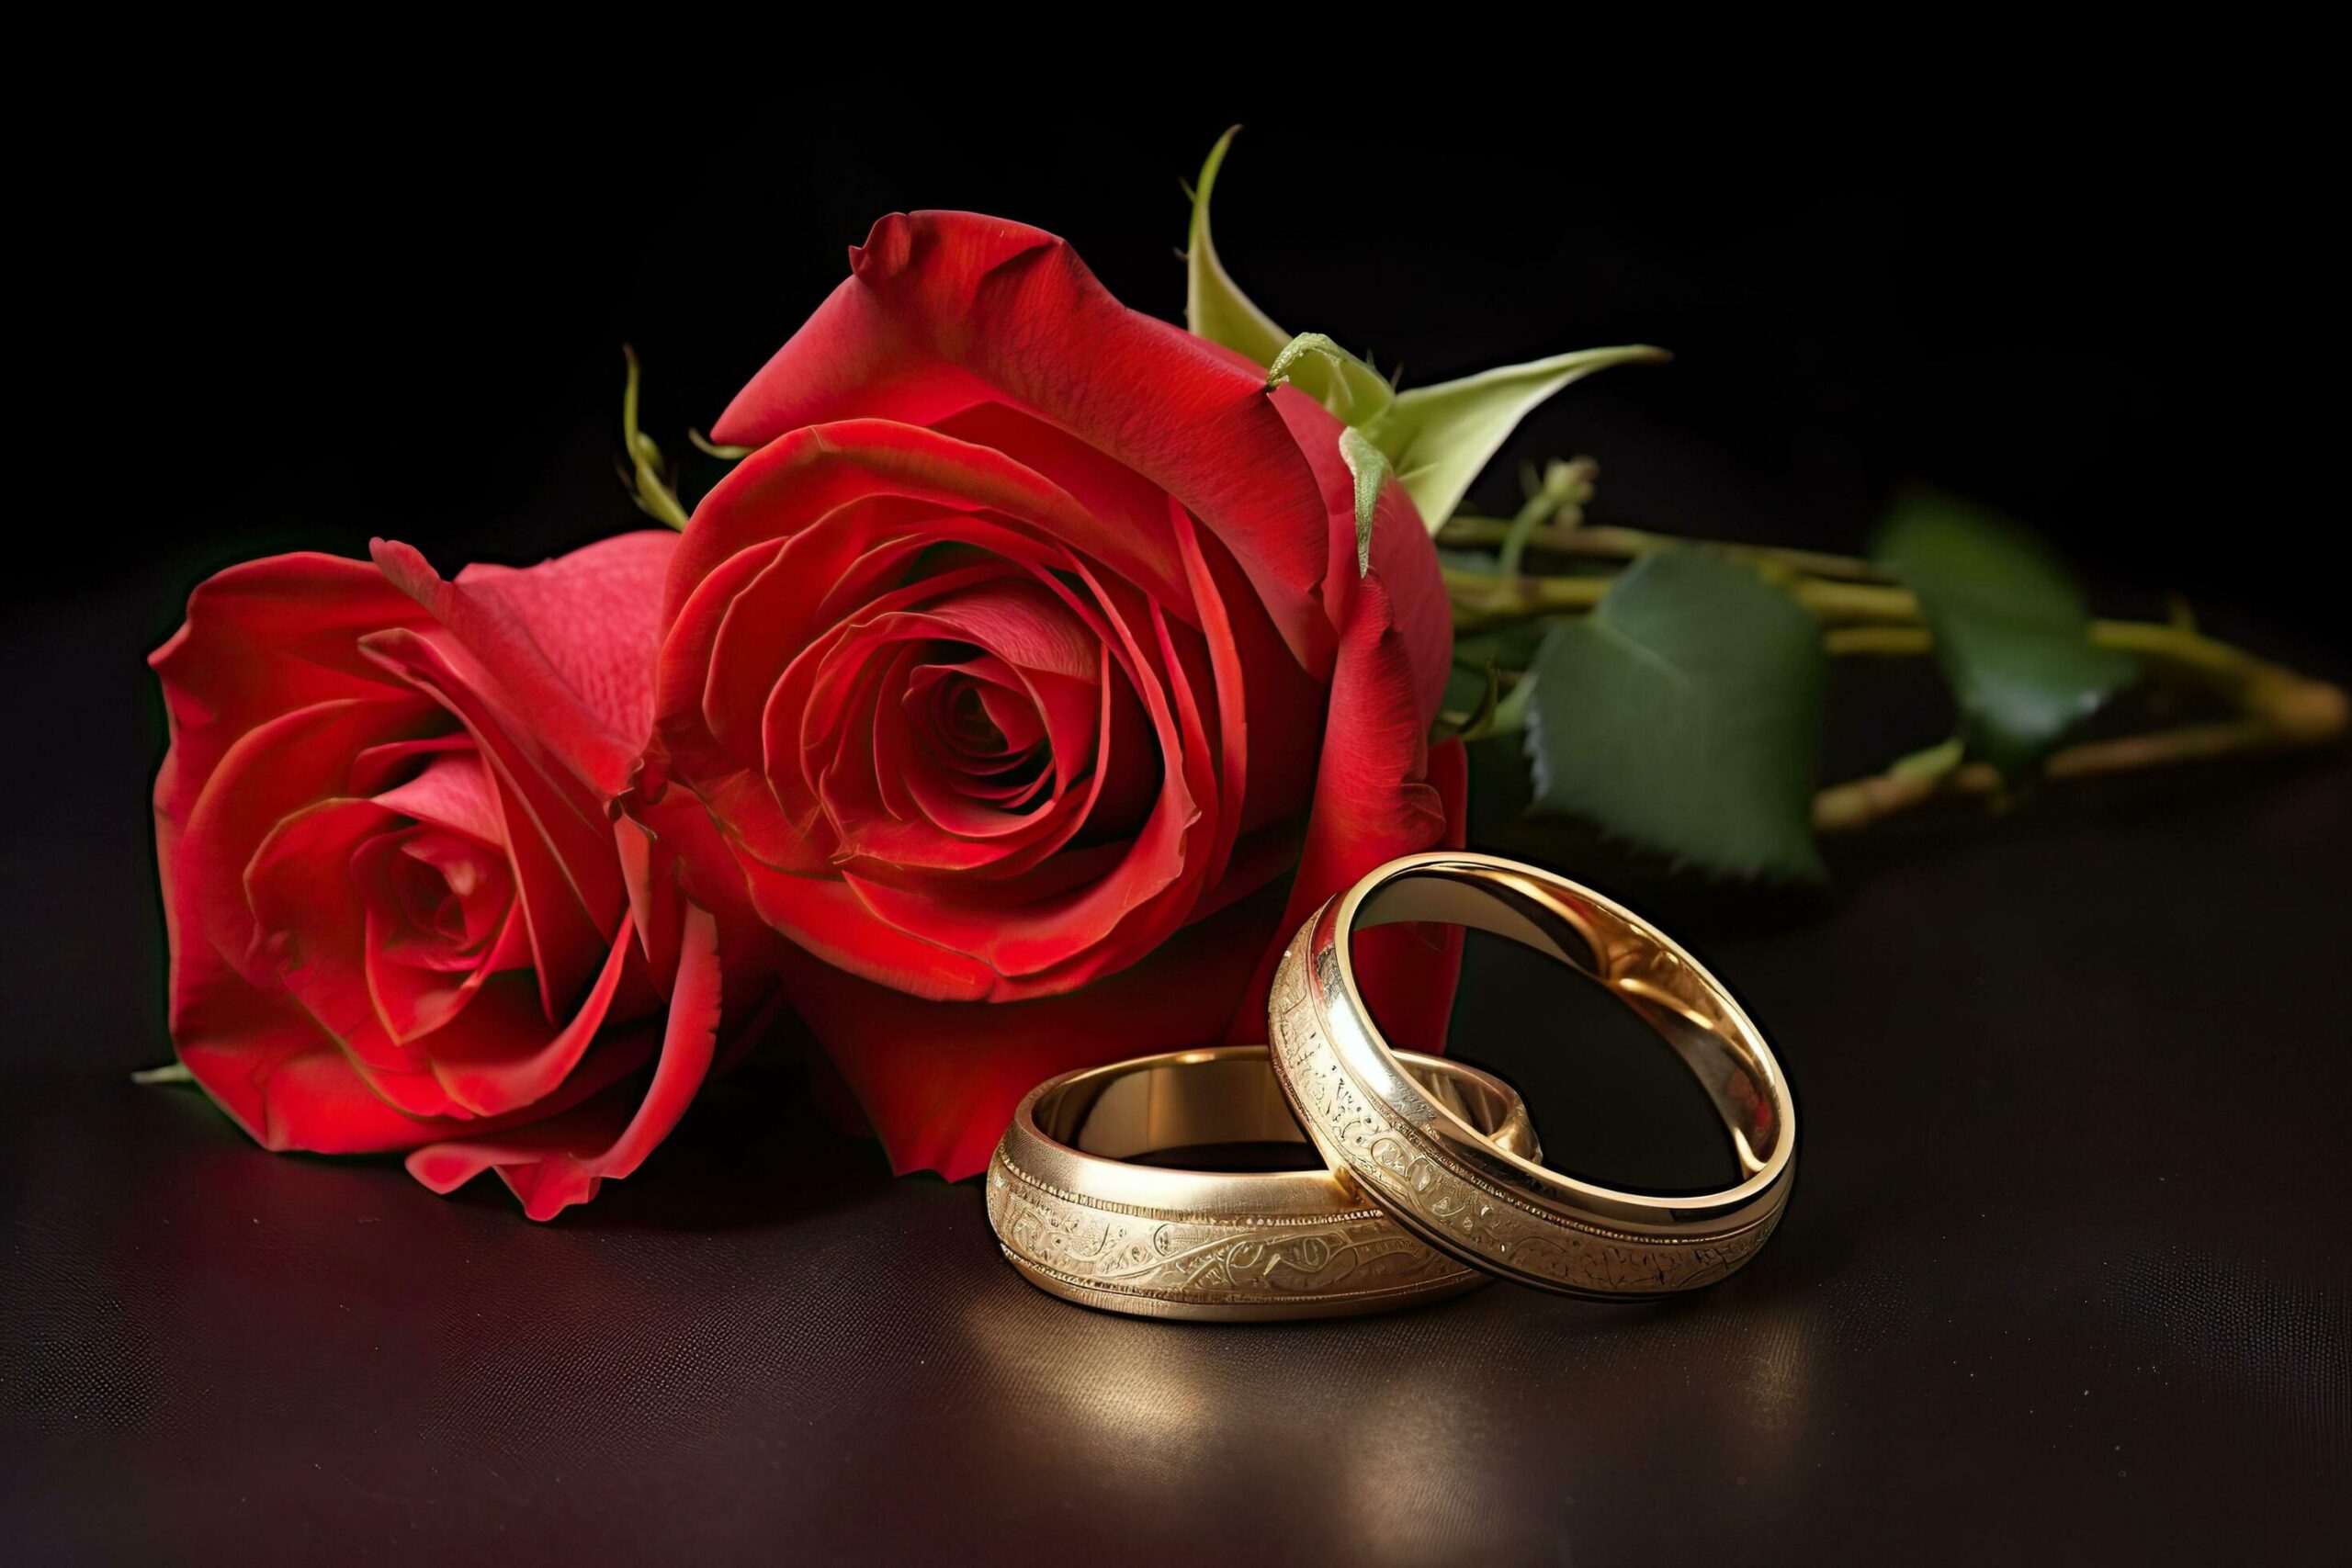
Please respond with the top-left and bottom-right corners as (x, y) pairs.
(986, 1043), (1540, 1321)
(1270, 852), (1796, 1299)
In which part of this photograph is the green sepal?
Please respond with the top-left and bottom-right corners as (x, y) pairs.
(1186, 130), (1659, 540)
(1185, 127), (1291, 368)
(1338, 425), (1390, 576)
(688, 428), (753, 461)
(1263, 333), (1395, 427)
(1374, 345), (1667, 533)
(620, 345), (690, 530)
(1187, 130), (1394, 426)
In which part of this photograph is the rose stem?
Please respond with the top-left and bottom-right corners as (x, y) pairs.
(1447, 514), (1894, 583)
(1441, 561), (2349, 829)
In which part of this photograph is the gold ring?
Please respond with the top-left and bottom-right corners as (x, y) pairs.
(1270, 852), (1796, 1299)
(986, 1043), (1540, 1321)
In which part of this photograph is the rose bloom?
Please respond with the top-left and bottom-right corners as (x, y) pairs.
(152, 533), (777, 1218)
(648, 211), (1464, 1179)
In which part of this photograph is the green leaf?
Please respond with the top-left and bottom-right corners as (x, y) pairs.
(1373, 344), (1668, 532)
(1338, 425), (1389, 575)
(1185, 130), (1392, 425)
(1873, 489), (2138, 778)
(1523, 552), (1826, 880)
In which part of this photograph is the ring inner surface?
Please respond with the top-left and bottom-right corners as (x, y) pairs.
(1044, 1052), (1520, 1165)
(1354, 866), (1786, 1177)
(1052, 1057), (1304, 1160)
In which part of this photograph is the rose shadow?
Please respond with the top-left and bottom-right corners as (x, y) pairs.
(447, 1063), (895, 1235)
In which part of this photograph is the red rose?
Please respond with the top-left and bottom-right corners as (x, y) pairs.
(650, 211), (1464, 1179)
(151, 533), (777, 1219)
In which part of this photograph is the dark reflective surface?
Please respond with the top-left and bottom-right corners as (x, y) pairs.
(4, 560), (2346, 1562)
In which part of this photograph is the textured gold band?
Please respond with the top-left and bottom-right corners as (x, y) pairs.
(1270, 852), (1796, 1299)
(986, 1044), (1540, 1321)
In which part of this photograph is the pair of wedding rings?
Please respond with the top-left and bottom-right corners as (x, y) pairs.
(985, 852), (1797, 1319)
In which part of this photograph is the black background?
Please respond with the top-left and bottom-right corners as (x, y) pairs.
(6, 67), (2346, 1564)
(28, 73), (2341, 638)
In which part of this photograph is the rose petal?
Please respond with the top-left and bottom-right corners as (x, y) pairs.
(151, 554), (431, 854)
(370, 749), (506, 846)
(371, 532), (677, 795)
(175, 697), (444, 997)
(403, 903), (737, 1219)
(787, 878), (1295, 1180)
(175, 975), (656, 1156)
(408, 918), (658, 1118)
(359, 626), (621, 1019)
(669, 418), (1192, 629)
(709, 215), (1337, 679)
(1227, 574), (1465, 1055)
